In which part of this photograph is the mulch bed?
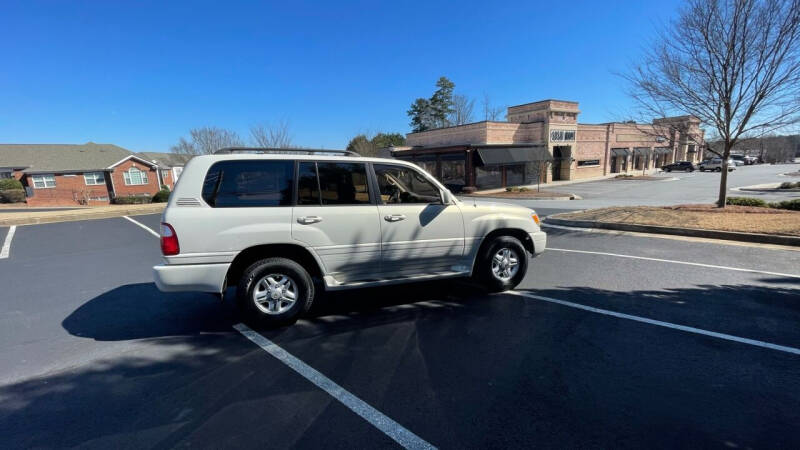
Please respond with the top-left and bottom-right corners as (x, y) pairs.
(555, 205), (800, 236)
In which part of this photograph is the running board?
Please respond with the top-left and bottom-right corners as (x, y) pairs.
(323, 271), (469, 291)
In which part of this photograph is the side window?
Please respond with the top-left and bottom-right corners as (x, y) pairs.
(297, 162), (320, 205)
(373, 164), (441, 204)
(201, 160), (294, 207)
(316, 162), (370, 205)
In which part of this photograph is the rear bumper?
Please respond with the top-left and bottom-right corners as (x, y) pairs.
(153, 263), (229, 293)
(530, 230), (547, 256)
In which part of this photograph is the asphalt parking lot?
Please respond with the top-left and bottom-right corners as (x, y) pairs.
(1, 213), (800, 449)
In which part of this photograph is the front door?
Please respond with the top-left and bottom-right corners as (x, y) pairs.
(291, 161), (381, 283)
(372, 163), (465, 278)
(552, 148), (562, 181)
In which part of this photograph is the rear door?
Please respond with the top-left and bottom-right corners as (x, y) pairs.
(372, 163), (465, 278)
(291, 161), (381, 283)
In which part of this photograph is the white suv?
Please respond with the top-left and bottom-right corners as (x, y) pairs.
(154, 149), (546, 325)
(698, 158), (735, 172)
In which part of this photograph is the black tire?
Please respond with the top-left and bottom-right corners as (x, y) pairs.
(474, 236), (528, 293)
(715, 167), (722, 172)
(665, 168), (671, 172)
(236, 257), (314, 327)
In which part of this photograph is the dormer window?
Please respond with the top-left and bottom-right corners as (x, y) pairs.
(123, 167), (149, 185)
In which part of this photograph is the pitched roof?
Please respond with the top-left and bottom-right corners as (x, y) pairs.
(0, 143), (157, 173)
(137, 152), (193, 168)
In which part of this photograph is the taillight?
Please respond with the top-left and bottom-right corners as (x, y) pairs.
(160, 222), (180, 256)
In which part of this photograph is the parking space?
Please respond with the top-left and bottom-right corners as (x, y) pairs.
(1, 215), (799, 448)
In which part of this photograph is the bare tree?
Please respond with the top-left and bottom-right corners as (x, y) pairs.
(624, 0), (800, 207)
(449, 94), (475, 125)
(171, 127), (244, 155)
(481, 92), (505, 121)
(250, 120), (293, 148)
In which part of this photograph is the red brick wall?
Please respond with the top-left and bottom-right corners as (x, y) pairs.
(110, 159), (160, 198)
(24, 173), (112, 206)
(160, 169), (174, 190)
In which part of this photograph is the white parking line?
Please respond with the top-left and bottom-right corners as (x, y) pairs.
(507, 291), (800, 356)
(0, 225), (16, 259)
(547, 247), (800, 279)
(541, 223), (800, 252)
(122, 215), (160, 238)
(233, 323), (436, 450)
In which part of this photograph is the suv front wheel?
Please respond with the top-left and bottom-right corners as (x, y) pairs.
(237, 257), (315, 326)
(475, 236), (528, 292)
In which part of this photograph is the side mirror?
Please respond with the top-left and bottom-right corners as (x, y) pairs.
(439, 190), (450, 205)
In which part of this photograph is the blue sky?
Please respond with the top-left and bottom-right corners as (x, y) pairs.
(0, 0), (683, 152)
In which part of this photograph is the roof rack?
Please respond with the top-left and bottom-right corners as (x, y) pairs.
(214, 147), (359, 156)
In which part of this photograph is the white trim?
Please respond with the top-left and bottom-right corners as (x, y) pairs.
(83, 172), (106, 185)
(107, 154), (159, 169)
(122, 167), (149, 186)
(506, 291), (800, 356)
(233, 323), (436, 449)
(0, 226), (16, 259)
(30, 174), (56, 189)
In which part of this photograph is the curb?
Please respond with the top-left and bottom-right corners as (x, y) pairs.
(0, 204), (166, 226)
(545, 214), (800, 247)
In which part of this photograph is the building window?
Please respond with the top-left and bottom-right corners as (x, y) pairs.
(31, 174), (56, 189)
(577, 160), (600, 167)
(440, 155), (466, 193)
(0, 171), (12, 179)
(123, 167), (149, 185)
(84, 172), (106, 185)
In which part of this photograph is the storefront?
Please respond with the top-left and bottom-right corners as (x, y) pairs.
(393, 144), (552, 192)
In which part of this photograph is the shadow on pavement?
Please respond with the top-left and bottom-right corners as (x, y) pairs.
(1, 282), (798, 448)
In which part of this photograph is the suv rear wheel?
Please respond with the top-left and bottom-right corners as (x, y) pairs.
(236, 257), (314, 326)
(475, 236), (528, 292)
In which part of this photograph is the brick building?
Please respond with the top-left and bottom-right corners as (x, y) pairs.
(391, 99), (705, 191)
(0, 143), (189, 206)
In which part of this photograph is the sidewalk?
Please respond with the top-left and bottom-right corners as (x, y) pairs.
(473, 168), (664, 194)
(0, 204), (166, 226)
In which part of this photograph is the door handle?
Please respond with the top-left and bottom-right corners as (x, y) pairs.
(384, 214), (406, 222)
(297, 216), (322, 225)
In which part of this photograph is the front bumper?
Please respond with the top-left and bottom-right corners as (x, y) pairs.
(153, 263), (229, 293)
(530, 230), (547, 255)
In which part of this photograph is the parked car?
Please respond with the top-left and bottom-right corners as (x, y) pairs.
(153, 148), (547, 325)
(698, 158), (736, 172)
(661, 161), (695, 172)
(730, 155), (746, 166)
(744, 155), (758, 165)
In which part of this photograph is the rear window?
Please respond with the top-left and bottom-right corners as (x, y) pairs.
(202, 160), (294, 207)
